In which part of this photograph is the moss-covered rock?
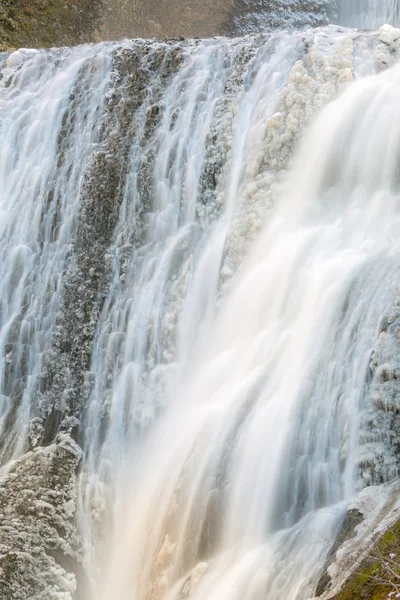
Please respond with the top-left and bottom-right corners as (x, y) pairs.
(331, 520), (400, 600)
(0, 0), (333, 50)
(0, 0), (101, 49)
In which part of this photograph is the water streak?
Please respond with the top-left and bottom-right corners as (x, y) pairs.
(0, 46), (112, 465)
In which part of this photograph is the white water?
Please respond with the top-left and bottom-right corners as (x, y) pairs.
(1, 7), (400, 600)
(337, 0), (400, 28)
(78, 35), (302, 589)
(93, 62), (400, 600)
(0, 47), (112, 465)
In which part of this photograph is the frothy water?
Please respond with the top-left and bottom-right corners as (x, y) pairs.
(1, 6), (400, 600)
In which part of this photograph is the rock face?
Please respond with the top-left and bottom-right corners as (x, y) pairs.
(100, 0), (236, 40)
(0, 0), (332, 49)
(1, 0), (399, 51)
(99, 0), (332, 40)
(319, 481), (400, 600)
(0, 0), (102, 49)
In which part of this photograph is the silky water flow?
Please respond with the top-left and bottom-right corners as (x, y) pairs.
(94, 57), (400, 600)
(1, 4), (400, 600)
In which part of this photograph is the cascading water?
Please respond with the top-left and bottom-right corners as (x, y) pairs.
(336, 0), (400, 29)
(94, 59), (400, 600)
(3, 3), (400, 600)
(0, 47), (112, 465)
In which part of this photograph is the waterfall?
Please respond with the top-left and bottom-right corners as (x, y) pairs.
(0, 46), (112, 465)
(94, 55), (400, 600)
(2, 6), (400, 600)
(337, 0), (400, 28)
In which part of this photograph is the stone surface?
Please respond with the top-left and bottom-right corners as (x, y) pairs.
(0, 435), (82, 600)
(0, 0), (102, 49)
(0, 0), (332, 49)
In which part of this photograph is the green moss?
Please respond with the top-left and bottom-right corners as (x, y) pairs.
(332, 519), (400, 600)
(0, 0), (102, 50)
(335, 562), (388, 600)
(380, 520), (400, 552)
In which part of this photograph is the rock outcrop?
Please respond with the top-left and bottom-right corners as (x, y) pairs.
(0, 0), (332, 50)
(0, 435), (82, 600)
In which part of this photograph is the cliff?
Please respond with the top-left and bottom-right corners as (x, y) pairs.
(0, 0), (102, 50)
(0, 0), (331, 49)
